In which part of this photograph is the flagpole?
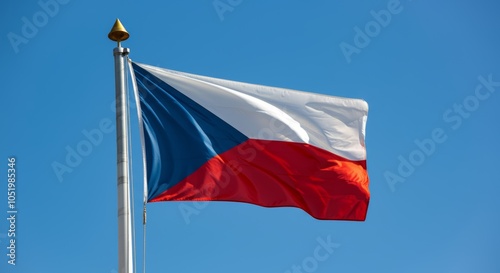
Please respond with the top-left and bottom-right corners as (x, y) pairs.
(108, 19), (133, 273)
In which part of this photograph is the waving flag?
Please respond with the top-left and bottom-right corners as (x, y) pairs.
(131, 62), (369, 221)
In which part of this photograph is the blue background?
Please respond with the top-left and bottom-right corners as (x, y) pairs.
(1, 0), (499, 272)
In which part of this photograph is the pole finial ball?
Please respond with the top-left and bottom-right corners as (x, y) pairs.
(108, 19), (129, 42)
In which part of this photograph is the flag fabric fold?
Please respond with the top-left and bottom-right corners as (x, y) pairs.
(131, 62), (370, 221)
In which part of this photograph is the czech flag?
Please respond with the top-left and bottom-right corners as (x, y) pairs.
(131, 62), (370, 221)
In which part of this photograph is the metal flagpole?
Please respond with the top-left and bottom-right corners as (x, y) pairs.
(108, 19), (133, 273)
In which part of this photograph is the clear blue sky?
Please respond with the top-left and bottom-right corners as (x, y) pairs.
(1, 1), (500, 272)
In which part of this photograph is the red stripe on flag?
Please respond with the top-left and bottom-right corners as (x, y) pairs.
(149, 139), (369, 221)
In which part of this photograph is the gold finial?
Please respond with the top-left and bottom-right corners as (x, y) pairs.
(108, 19), (129, 42)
